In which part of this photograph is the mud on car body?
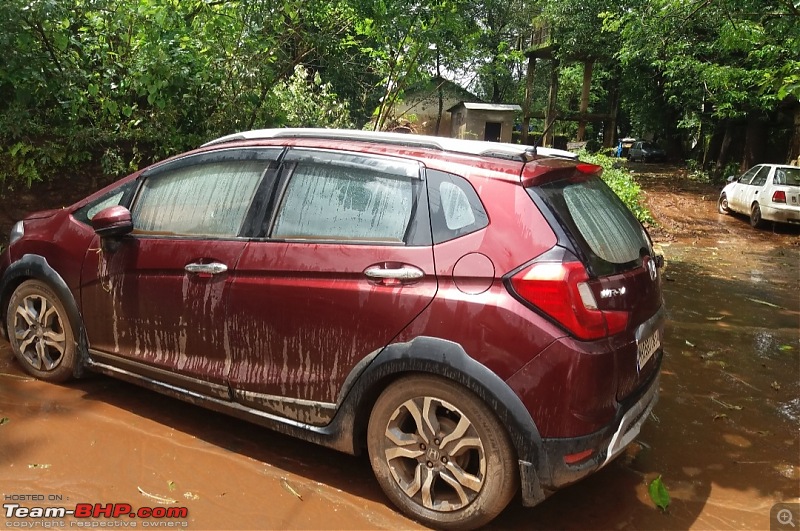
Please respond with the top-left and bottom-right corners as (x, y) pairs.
(0, 129), (665, 530)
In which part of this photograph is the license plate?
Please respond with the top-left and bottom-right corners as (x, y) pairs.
(637, 329), (660, 371)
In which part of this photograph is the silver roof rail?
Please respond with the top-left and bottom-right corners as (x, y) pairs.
(202, 128), (578, 161)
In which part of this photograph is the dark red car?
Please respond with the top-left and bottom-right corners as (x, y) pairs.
(0, 129), (664, 529)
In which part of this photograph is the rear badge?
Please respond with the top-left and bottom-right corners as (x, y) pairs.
(601, 286), (626, 299)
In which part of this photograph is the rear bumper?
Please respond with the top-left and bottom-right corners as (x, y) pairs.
(761, 204), (800, 224)
(524, 358), (660, 500)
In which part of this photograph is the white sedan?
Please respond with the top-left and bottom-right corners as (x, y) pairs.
(718, 164), (800, 228)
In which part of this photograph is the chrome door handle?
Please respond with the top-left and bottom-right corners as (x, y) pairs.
(364, 265), (424, 281)
(185, 262), (228, 275)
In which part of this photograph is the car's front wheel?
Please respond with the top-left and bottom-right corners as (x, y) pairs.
(6, 280), (76, 382)
(718, 193), (730, 214)
(367, 375), (518, 530)
(750, 203), (765, 228)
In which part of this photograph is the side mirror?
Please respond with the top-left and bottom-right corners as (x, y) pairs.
(726, 175), (736, 183)
(92, 206), (133, 238)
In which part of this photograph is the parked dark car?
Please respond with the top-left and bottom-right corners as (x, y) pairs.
(0, 129), (664, 530)
(629, 141), (667, 163)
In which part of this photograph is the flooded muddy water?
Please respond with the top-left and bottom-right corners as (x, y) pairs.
(1, 165), (798, 529)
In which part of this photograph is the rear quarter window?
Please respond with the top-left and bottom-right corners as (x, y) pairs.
(427, 169), (488, 244)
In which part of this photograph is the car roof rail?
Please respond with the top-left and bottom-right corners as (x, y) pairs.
(202, 128), (578, 162)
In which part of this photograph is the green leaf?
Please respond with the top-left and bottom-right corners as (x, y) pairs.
(648, 475), (670, 512)
(0, 417), (9, 425)
(779, 345), (794, 351)
(167, 481), (176, 491)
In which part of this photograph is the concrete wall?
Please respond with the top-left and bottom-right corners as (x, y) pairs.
(450, 109), (515, 143)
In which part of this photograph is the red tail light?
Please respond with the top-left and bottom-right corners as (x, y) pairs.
(509, 260), (628, 340)
(772, 190), (787, 203)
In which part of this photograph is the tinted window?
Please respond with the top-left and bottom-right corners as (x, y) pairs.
(427, 169), (489, 243)
(131, 160), (266, 237)
(530, 176), (650, 274)
(272, 151), (419, 243)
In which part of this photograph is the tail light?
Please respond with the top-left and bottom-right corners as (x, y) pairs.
(772, 190), (786, 203)
(509, 258), (628, 340)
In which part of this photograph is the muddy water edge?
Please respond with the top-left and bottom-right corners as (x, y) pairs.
(0, 164), (798, 530)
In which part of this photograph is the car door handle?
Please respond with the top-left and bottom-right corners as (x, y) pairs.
(364, 265), (424, 281)
(185, 262), (228, 275)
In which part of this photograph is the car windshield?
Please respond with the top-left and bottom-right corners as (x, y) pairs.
(774, 167), (800, 186)
(641, 142), (658, 150)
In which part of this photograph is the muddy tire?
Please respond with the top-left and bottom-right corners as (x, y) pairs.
(750, 203), (764, 228)
(367, 375), (518, 530)
(718, 193), (730, 214)
(6, 280), (76, 382)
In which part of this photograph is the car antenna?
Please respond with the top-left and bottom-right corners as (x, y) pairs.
(532, 115), (559, 157)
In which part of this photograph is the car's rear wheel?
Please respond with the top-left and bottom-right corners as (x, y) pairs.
(6, 280), (76, 382)
(718, 193), (730, 214)
(367, 375), (518, 530)
(750, 203), (764, 228)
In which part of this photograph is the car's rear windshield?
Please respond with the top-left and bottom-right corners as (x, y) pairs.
(775, 167), (800, 186)
(528, 176), (650, 276)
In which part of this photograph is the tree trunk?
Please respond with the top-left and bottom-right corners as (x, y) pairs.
(790, 103), (800, 165)
(576, 60), (594, 142)
(704, 121), (725, 170)
(521, 54), (536, 145)
(714, 121), (735, 178)
(435, 54), (443, 136)
(602, 81), (619, 148)
(742, 112), (766, 170)
(544, 59), (559, 148)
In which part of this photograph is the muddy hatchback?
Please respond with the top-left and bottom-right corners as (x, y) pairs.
(0, 129), (664, 529)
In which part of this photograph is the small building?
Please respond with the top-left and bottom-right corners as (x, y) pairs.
(391, 77), (481, 137)
(447, 102), (522, 143)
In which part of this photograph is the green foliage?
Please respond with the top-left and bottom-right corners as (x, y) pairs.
(580, 150), (655, 225)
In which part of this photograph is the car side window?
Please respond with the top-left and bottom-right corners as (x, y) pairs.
(427, 169), (489, 244)
(739, 166), (761, 184)
(131, 152), (275, 238)
(750, 166), (770, 187)
(73, 181), (136, 225)
(272, 150), (421, 244)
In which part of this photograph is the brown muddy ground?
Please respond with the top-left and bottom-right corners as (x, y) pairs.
(1, 162), (798, 530)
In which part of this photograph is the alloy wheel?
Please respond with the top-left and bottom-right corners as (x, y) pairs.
(379, 396), (486, 512)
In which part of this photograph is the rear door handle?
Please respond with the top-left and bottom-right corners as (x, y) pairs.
(185, 262), (228, 275)
(364, 265), (424, 281)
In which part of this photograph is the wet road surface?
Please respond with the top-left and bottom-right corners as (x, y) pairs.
(1, 169), (798, 530)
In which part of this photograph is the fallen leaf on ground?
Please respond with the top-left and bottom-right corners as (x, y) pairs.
(648, 475), (671, 512)
(28, 464), (51, 469)
(746, 297), (783, 309)
(137, 486), (177, 505)
(280, 478), (303, 501)
(167, 481), (176, 492)
(183, 492), (199, 501)
(771, 381), (781, 391)
(685, 340), (695, 347)
(779, 345), (794, 351)
(0, 417), (9, 426)
(713, 414), (727, 421)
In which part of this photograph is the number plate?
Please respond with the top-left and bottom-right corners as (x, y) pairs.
(637, 329), (660, 371)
